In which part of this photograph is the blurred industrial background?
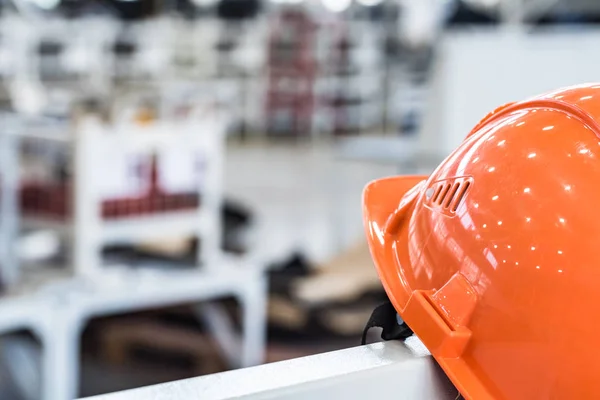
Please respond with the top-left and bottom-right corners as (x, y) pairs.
(0, 0), (598, 398)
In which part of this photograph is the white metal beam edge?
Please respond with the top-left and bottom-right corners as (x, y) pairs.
(81, 341), (459, 400)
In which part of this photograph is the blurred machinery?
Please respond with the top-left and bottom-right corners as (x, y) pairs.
(0, 92), (268, 400)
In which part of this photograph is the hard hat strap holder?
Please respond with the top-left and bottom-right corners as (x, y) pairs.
(362, 303), (466, 400)
(361, 301), (413, 345)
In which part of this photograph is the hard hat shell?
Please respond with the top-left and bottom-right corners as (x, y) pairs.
(363, 83), (600, 400)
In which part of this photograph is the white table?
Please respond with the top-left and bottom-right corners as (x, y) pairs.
(0, 261), (267, 400)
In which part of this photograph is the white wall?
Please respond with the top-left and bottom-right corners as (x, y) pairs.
(421, 27), (600, 155)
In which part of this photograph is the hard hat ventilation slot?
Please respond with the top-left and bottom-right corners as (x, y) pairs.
(426, 178), (472, 215)
(436, 184), (452, 205)
(444, 182), (462, 209)
(431, 184), (443, 203)
(452, 181), (471, 212)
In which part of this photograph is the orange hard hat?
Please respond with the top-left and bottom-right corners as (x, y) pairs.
(363, 83), (600, 400)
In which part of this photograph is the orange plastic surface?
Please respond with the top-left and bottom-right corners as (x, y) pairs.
(363, 83), (600, 400)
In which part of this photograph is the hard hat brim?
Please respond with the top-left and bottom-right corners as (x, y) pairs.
(362, 175), (428, 311)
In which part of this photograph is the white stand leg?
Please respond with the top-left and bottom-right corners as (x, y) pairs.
(194, 303), (241, 369)
(40, 308), (82, 400)
(239, 273), (267, 368)
(0, 116), (20, 287)
(196, 271), (268, 369)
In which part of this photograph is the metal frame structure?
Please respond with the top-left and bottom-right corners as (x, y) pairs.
(0, 108), (268, 400)
(80, 341), (459, 400)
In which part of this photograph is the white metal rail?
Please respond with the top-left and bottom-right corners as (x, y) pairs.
(81, 341), (459, 400)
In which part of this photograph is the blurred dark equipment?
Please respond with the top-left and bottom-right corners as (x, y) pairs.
(57, 0), (119, 18)
(267, 244), (387, 342)
(447, 1), (499, 25)
(216, 0), (262, 20)
(105, 0), (157, 20)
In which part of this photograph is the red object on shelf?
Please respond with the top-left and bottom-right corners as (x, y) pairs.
(20, 157), (200, 220)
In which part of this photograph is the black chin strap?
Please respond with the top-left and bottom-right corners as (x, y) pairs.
(361, 301), (413, 345)
(362, 302), (464, 400)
